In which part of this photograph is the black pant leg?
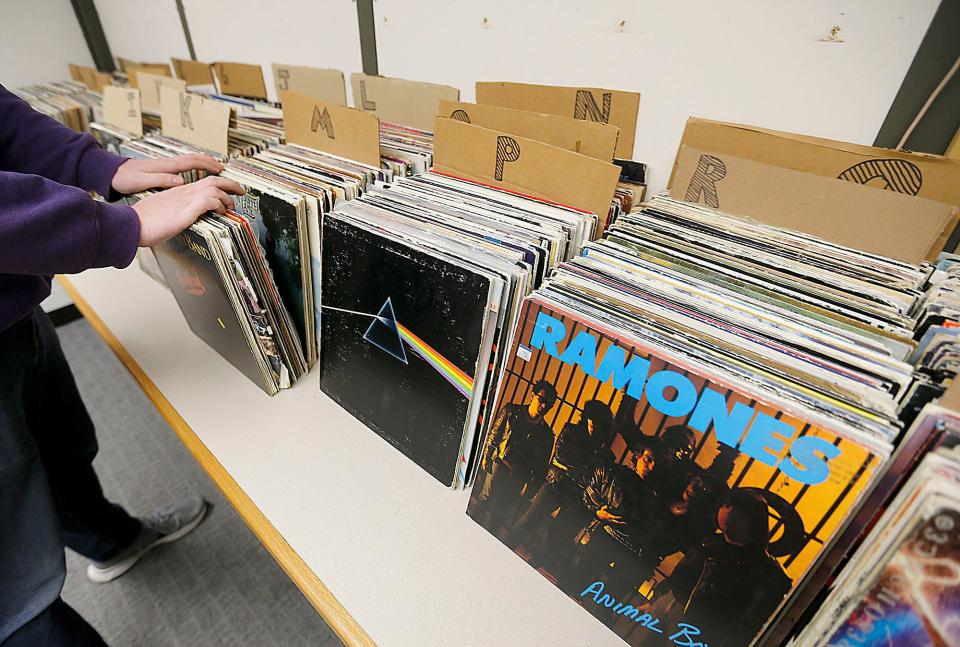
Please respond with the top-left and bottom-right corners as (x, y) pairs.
(483, 461), (525, 531)
(0, 316), (66, 642)
(513, 481), (556, 546)
(23, 309), (140, 561)
(2, 598), (107, 647)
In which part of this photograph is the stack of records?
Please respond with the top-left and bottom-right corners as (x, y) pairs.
(464, 195), (928, 646)
(205, 93), (283, 125)
(217, 142), (390, 363)
(14, 81), (101, 131)
(116, 116), (280, 167)
(612, 160), (647, 218)
(229, 115), (284, 155)
(151, 207), (308, 396)
(120, 135), (226, 178)
(91, 122), (149, 156)
(792, 398), (960, 646)
(319, 172), (597, 487)
(379, 122), (433, 176)
(911, 253), (960, 380)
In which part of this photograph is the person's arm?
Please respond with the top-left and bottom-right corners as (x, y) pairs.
(0, 171), (138, 274)
(0, 86), (224, 197)
(0, 173), (245, 275)
(0, 85), (124, 196)
(583, 466), (610, 512)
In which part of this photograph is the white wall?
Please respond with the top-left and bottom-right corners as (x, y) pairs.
(0, 0), (93, 88)
(94, 0), (191, 64)
(9, 0), (936, 196)
(181, 0), (364, 103)
(373, 0), (939, 194)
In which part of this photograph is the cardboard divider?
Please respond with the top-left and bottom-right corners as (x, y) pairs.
(670, 146), (958, 264)
(160, 87), (230, 156)
(350, 73), (459, 131)
(137, 72), (186, 114)
(124, 60), (173, 84)
(171, 58), (214, 86)
(475, 81), (640, 158)
(69, 64), (111, 94)
(102, 86), (143, 136)
(433, 117), (620, 236)
(438, 100), (619, 161)
(272, 64), (346, 105)
(212, 62), (268, 100)
(280, 90), (380, 167)
(669, 117), (960, 251)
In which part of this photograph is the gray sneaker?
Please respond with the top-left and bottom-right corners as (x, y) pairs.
(86, 496), (208, 583)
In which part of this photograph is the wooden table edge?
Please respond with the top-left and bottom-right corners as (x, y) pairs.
(57, 275), (376, 647)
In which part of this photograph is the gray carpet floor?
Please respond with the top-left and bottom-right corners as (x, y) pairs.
(57, 317), (343, 647)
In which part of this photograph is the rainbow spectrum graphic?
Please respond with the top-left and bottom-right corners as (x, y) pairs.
(324, 298), (474, 398)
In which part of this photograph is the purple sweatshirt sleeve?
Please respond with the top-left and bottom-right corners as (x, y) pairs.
(0, 85), (127, 197)
(0, 171), (140, 274)
(0, 84), (140, 275)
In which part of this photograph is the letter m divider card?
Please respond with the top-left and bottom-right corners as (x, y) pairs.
(432, 118), (620, 238)
(159, 87), (230, 156)
(280, 90), (381, 168)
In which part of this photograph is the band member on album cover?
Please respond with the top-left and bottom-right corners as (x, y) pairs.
(511, 400), (615, 561)
(478, 380), (559, 529)
(570, 437), (665, 601)
(655, 488), (792, 647)
(654, 424), (699, 501)
(647, 472), (720, 564)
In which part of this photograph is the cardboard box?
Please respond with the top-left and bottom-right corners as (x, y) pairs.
(124, 60), (173, 83)
(171, 58), (213, 86)
(438, 100), (619, 161)
(68, 64), (111, 94)
(669, 117), (960, 251)
(350, 73), (459, 131)
(475, 81), (640, 158)
(212, 62), (267, 100)
(272, 64), (346, 105)
(670, 146), (958, 264)
(433, 117), (620, 236)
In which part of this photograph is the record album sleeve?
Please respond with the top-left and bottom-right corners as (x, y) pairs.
(320, 216), (492, 485)
(467, 297), (886, 646)
(153, 228), (269, 392)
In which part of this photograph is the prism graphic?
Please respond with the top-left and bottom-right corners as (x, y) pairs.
(363, 297), (408, 364)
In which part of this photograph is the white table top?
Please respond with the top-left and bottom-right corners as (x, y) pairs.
(65, 264), (626, 647)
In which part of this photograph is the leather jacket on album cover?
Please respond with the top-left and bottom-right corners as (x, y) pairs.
(548, 421), (609, 494)
(581, 464), (661, 553)
(483, 403), (555, 481)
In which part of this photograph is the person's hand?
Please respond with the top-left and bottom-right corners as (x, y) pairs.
(596, 506), (625, 524)
(133, 176), (245, 247)
(111, 155), (225, 194)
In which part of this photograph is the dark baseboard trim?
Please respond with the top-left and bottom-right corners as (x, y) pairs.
(48, 304), (84, 328)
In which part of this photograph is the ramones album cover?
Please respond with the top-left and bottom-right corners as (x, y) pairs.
(319, 215), (493, 486)
(467, 297), (884, 647)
